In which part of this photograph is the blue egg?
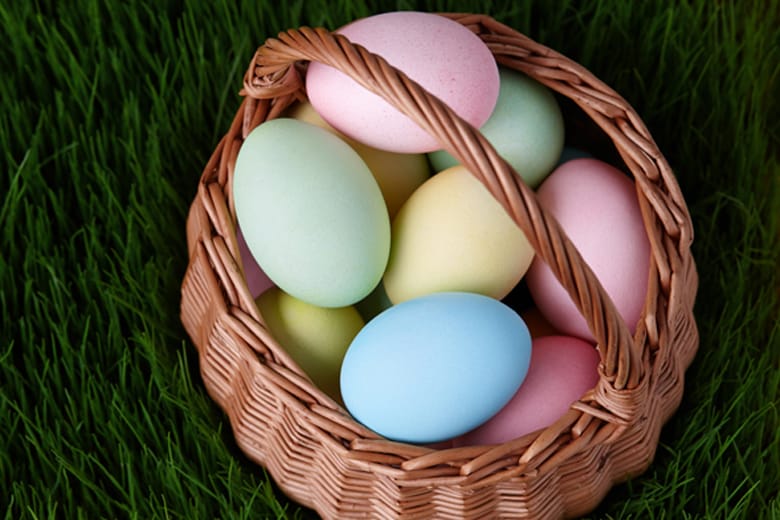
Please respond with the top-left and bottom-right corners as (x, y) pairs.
(340, 292), (532, 443)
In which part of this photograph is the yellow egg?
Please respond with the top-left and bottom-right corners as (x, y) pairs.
(285, 101), (430, 217)
(383, 165), (535, 304)
(256, 287), (365, 402)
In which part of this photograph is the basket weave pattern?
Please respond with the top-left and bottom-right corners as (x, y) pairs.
(180, 13), (698, 519)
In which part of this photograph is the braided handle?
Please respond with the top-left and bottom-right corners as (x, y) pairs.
(240, 18), (642, 395)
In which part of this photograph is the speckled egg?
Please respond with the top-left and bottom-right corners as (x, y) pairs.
(306, 11), (499, 153)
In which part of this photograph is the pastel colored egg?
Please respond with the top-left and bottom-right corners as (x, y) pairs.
(235, 224), (275, 298)
(429, 67), (564, 188)
(526, 158), (650, 340)
(256, 288), (364, 402)
(340, 292), (532, 444)
(454, 335), (600, 446)
(233, 118), (390, 307)
(306, 11), (500, 153)
(383, 165), (535, 304)
(285, 100), (430, 217)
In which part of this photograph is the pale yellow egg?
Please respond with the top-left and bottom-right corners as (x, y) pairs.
(256, 287), (365, 402)
(383, 165), (535, 304)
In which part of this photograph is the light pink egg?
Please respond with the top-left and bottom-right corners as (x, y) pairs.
(526, 158), (650, 341)
(306, 11), (500, 153)
(236, 224), (275, 298)
(453, 335), (600, 446)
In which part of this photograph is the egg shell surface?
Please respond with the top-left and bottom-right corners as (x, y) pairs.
(233, 118), (390, 308)
(340, 292), (532, 444)
(285, 101), (430, 217)
(429, 67), (564, 188)
(306, 11), (499, 153)
(526, 158), (650, 340)
(454, 335), (600, 446)
(383, 165), (535, 304)
(236, 224), (275, 298)
(256, 288), (364, 402)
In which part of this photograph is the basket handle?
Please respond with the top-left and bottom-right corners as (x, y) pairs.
(240, 20), (642, 396)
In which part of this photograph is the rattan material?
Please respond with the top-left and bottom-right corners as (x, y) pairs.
(180, 13), (698, 519)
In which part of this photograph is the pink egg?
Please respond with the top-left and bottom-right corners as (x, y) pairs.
(306, 11), (499, 153)
(526, 158), (650, 341)
(453, 335), (600, 446)
(236, 224), (275, 298)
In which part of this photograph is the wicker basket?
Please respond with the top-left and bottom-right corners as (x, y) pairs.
(180, 13), (698, 519)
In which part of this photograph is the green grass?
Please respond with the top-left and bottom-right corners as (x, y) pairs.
(1, 0), (778, 518)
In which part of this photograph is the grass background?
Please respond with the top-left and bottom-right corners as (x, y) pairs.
(2, 0), (778, 518)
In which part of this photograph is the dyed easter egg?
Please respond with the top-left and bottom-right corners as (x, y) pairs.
(526, 158), (650, 340)
(383, 165), (535, 304)
(429, 67), (564, 188)
(256, 288), (364, 402)
(454, 335), (600, 446)
(233, 118), (390, 308)
(285, 100), (430, 217)
(340, 292), (532, 443)
(306, 11), (499, 153)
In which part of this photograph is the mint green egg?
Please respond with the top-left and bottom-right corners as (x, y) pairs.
(429, 68), (564, 188)
(233, 118), (391, 308)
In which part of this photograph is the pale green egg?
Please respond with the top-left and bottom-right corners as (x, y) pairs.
(285, 101), (430, 217)
(429, 67), (564, 188)
(234, 118), (390, 308)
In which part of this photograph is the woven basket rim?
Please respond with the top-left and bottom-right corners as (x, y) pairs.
(180, 12), (699, 519)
